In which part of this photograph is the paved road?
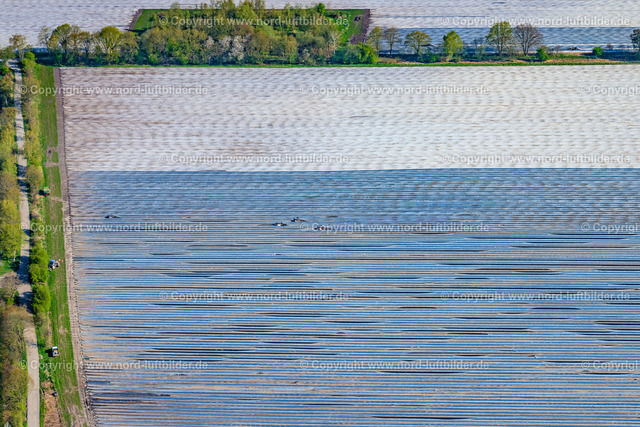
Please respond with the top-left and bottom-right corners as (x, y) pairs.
(9, 58), (40, 427)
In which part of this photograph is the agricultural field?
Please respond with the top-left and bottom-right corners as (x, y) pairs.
(56, 67), (640, 425)
(60, 66), (640, 172)
(1, 0), (638, 425)
(2, 0), (640, 48)
(65, 169), (640, 426)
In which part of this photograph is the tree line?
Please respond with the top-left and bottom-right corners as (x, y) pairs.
(19, 54), (51, 319)
(5, 10), (640, 66)
(14, 1), (378, 66)
(0, 63), (21, 267)
(0, 53), (51, 314)
(0, 275), (28, 427)
(0, 60), (28, 427)
(367, 22), (640, 62)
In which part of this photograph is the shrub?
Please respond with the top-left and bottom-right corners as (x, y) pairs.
(23, 130), (42, 167)
(358, 44), (378, 64)
(421, 51), (439, 63)
(0, 62), (9, 76)
(25, 165), (43, 197)
(32, 282), (51, 315)
(592, 46), (603, 57)
(29, 264), (48, 284)
(30, 242), (48, 268)
(336, 43), (378, 64)
(536, 46), (550, 62)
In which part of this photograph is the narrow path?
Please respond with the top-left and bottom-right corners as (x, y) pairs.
(8, 58), (40, 427)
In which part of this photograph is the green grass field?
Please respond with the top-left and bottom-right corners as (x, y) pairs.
(337, 10), (365, 44)
(34, 64), (84, 426)
(133, 9), (164, 31)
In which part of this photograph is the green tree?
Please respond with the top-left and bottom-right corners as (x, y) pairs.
(23, 130), (42, 167)
(120, 31), (139, 63)
(67, 25), (85, 63)
(25, 165), (43, 198)
(95, 26), (123, 63)
(32, 283), (51, 315)
(0, 200), (21, 261)
(52, 24), (73, 60)
(383, 27), (402, 55)
(341, 44), (361, 64)
(316, 3), (326, 15)
(404, 31), (430, 56)
(236, 1), (258, 23)
(141, 27), (167, 64)
(251, 0), (266, 17)
(0, 171), (20, 202)
(273, 35), (298, 63)
(486, 21), (515, 56)
(367, 26), (383, 53)
(0, 73), (13, 109)
(9, 34), (27, 60)
(442, 31), (463, 61)
(246, 29), (271, 63)
(0, 362), (28, 426)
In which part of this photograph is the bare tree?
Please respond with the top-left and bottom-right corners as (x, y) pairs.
(38, 26), (52, 47)
(383, 27), (402, 55)
(404, 31), (431, 56)
(631, 29), (640, 53)
(9, 34), (27, 59)
(514, 24), (543, 56)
